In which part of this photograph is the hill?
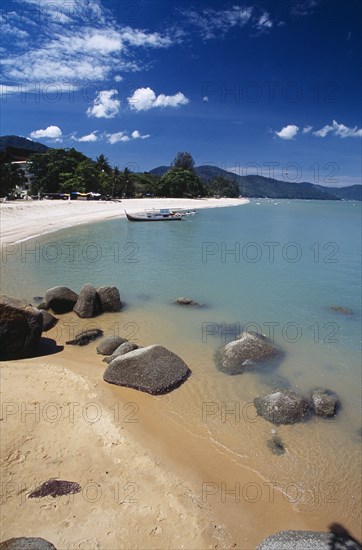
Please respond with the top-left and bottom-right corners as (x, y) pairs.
(149, 165), (351, 200)
(0, 135), (49, 154)
(315, 184), (362, 201)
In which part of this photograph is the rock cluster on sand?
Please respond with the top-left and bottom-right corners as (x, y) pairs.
(311, 388), (340, 417)
(44, 284), (121, 318)
(103, 342), (139, 363)
(257, 529), (361, 549)
(254, 389), (309, 425)
(0, 538), (57, 550)
(103, 345), (191, 395)
(216, 331), (281, 375)
(96, 335), (128, 355)
(0, 295), (43, 360)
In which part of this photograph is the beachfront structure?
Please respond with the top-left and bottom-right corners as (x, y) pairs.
(11, 160), (33, 197)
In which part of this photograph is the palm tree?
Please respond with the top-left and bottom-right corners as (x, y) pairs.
(96, 154), (111, 174)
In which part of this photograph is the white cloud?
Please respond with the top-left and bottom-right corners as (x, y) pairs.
(181, 6), (253, 39)
(29, 125), (62, 139)
(106, 132), (130, 144)
(119, 27), (172, 48)
(87, 90), (120, 119)
(257, 12), (273, 29)
(275, 124), (299, 140)
(114, 75), (123, 82)
(128, 87), (189, 111)
(131, 130), (150, 139)
(72, 131), (98, 142)
(313, 120), (362, 138)
(302, 125), (313, 133)
(203, 96), (209, 102)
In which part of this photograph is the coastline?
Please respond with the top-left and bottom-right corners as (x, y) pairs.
(0, 197), (248, 244)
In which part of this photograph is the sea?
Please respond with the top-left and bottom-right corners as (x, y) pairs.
(1, 199), (361, 531)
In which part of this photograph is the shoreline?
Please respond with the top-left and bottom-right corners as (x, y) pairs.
(0, 197), (249, 244)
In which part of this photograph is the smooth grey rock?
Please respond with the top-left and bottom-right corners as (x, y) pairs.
(311, 388), (340, 417)
(39, 310), (58, 332)
(37, 301), (48, 310)
(103, 344), (191, 395)
(45, 286), (78, 313)
(96, 335), (128, 355)
(73, 283), (102, 318)
(97, 286), (121, 312)
(0, 295), (43, 360)
(175, 297), (203, 307)
(0, 538), (57, 550)
(254, 389), (309, 425)
(103, 342), (139, 363)
(216, 332), (281, 375)
(66, 328), (103, 346)
(257, 529), (361, 549)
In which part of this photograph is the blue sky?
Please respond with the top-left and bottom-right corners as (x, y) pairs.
(1, 0), (361, 186)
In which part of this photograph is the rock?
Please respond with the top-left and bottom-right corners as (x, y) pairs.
(39, 310), (58, 332)
(257, 529), (361, 549)
(103, 342), (139, 363)
(103, 345), (191, 395)
(96, 335), (128, 355)
(216, 332), (281, 375)
(45, 286), (78, 313)
(32, 296), (44, 304)
(0, 295), (43, 360)
(175, 297), (203, 307)
(311, 388), (340, 417)
(66, 328), (103, 346)
(28, 479), (81, 498)
(73, 283), (102, 318)
(37, 301), (48, 310)
(0, 538), (57, 550)
(330, 305), (353, 315)
(97, 286), (122, 312)
(267, 435), (286, 455)
(254, 389), (309, 425)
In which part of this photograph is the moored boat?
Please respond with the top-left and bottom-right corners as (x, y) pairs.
(125, 209), (183, 221)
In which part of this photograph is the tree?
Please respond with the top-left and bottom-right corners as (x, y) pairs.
(159, 168), (204, 198)
(0, 163), (26, 197)
(206, 176), (239, 198)
(96, 154), (111, 174)
(172, 152), (195, 172)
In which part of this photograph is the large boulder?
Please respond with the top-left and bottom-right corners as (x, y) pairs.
(97, 286), (122, 312)
(73, 283), (102, 318)
(39, 310), (58, 332)
(0, 295), (43, 360)
(216, 332), (281, 375)
(0, 538), (56, 550)
(96, 335), (128, 355)
(254, 389), (309, 425)
(45, 286), (78, 313)
(257, 530), (361, 549)
(103, 342), (139, 363)
(311, 388), (340, 417)
(103, 345), (191, 395)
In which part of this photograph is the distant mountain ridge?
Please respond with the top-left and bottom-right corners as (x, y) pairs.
(0, 135), (49, 154)
(149, 165), (361, 201)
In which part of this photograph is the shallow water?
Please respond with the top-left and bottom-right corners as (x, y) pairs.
(1, 200), (361, 533)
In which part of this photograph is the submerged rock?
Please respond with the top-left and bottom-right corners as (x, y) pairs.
(0, 295), (43, 360)
(28, 479), (81, 499)
(311, 388), (340, 417)
(45, 286), (78, 313)
(97, 286), (122, 312)
(216, 332), (281, 375)
(103, 342), (139, 363)
(73, 283), (102, 318)
(174, 297), (203, 307)
(96, 335), (128, 355)
(254, 389), (309, 425)
(103, 344), (191, 394)
(0, 538), (57, 550)
(257, 529), (361, 549)
(267, 435), (286, 455)
(66, 328), (103, 346)
(330, 305), (353, 316)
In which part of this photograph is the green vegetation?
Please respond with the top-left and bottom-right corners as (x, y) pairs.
(0, 163), (26, 197)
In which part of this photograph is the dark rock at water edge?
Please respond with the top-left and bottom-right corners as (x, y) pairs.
(97, 286), (122, 312)
(311, 388), (340, 417)
(28, 478), (81, 499)
(0, 295), (43, 360)
(0, 538), (57, 550)
(103, 342), (139, 363)
(96, 335), (128, 355)
(257, 529), (361, 549)
(254, 389), (309, 425)
(267, 435), (286, 455)
(103, 345), (191, 394)
(216, 331), (281, 375)
(330, 305), (353, 316)
(66, 329), (103, 346)
(37, 301), (48, 310)
(39, 310), (58, 332)
(175, 297), (203, 307)
(73, 283), (102, 318)
(45, 286), (78, 313)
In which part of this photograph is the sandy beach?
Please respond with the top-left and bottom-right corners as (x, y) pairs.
(1, 197), (360, 549)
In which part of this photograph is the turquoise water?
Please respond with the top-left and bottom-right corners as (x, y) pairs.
(1, 199), (361, 526)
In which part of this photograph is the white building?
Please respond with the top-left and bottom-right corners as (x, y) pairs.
(11, 160), (33, 197)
